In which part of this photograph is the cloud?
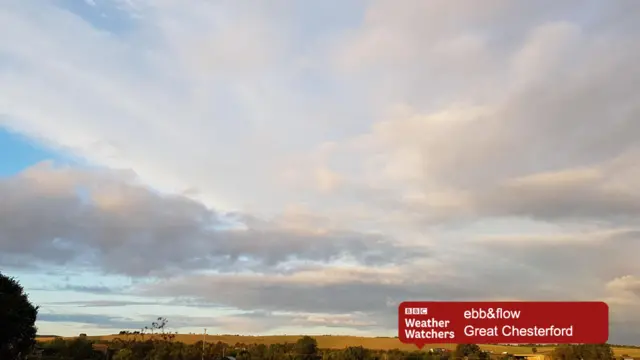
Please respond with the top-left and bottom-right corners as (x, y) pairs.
(604, 275), (640, 345)
(46, 300), (158, 307)
(0, 162), (421, 277)
(1, 0), (639, 229)
(608, 275), (640, 300)
(59, 285), (120, 295)
(38, 313), (149, 330)
(38, 309), (378, 334)
(1, 0), (640, 344)
(140, 266), (430, 315)
(131, 227), (640, 338)
(472, 154), (640, 222)
(468, 229), (640, 295)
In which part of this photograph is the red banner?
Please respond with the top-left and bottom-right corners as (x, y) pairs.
(398, 301), (608, 348)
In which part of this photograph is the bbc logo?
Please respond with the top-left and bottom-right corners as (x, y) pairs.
(405, 307), (428, 315)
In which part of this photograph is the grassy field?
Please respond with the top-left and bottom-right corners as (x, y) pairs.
(37, 334), (640, 357)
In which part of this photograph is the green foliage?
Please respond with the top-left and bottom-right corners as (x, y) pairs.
(0, 272), (39, 360)
(296, 336), (319, 354)
(35, 332), (625, 360)
(343, 346), (368, 360)
(453, 344), (488, 360)
(40, 337), (103, 360)
(113, 348), (134, 360)
(550, 343), (614, 360)
(36, 334), (459, 360)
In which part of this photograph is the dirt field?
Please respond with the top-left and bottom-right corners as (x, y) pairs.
(37, 334), (640, 357)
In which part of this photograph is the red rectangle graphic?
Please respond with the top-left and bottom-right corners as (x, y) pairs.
(398, 301), (608, 348)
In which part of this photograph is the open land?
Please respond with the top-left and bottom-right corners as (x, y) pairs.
(36, 334), (640, 357)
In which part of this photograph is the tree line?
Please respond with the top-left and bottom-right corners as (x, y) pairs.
(33, 334), (617, 360)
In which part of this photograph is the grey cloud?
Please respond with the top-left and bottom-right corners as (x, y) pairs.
(0, 162), (421, 276)
(37, 313), (218, 331)
(608, 302), (640, 345)
(32, 283), (130, 295)
(46, 300), (158, 307)
(37, 310), (368, 334)
(142, 268), (533, 312)
(202, 311), (380, 333)
(610, 320), (640, 346)
(462, 230), (640, 298)
(453, 66), (636, 187)
(143, 277), (415, 315)
(135, 228), (640, 343)
(38, 313), (149, 330)
(470, 155), (640, 223)
(60, 285), (121, 294)
(377, 151), (640, 227)
(135, 265), (525, 331)
(141, 277), (412, 332)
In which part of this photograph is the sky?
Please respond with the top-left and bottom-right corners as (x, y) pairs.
(0, 0), (639, 345)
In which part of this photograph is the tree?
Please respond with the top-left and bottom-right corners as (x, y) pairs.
(294, 336), (318, 360)
(453, 344), (487, 360)
(343, 346), (368, 360)
(144, 317), (176, 360)
(0, 272), (39, 360)
(67, 337), (99, 360)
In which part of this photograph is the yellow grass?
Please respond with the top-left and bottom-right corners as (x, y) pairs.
(37, 334), (640, 357)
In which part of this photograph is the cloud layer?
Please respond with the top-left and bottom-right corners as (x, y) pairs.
(0, 162), (419, 276)
(1, 0), (639, 345)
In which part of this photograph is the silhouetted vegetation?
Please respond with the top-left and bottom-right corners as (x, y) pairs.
(549, 343), (614, 360)
(453, 344), (488, 360)
(34, 336), (460, 360)
(0, 272), (39, 360)
(30, 333), (626, 360)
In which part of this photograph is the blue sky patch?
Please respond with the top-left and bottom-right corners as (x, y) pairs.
(52, 0), (140, 37)
(0, 127), (79, 176)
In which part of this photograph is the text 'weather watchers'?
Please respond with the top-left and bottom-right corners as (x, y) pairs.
(398, 301), (608, 348)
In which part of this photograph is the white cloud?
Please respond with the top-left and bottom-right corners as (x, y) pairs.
(1, 0), (640, 343)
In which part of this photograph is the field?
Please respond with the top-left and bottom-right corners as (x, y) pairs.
(36, 334), (640, 357)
